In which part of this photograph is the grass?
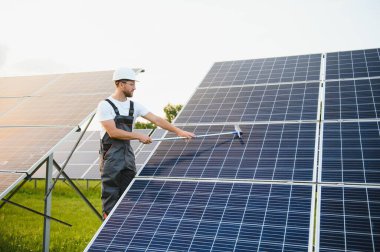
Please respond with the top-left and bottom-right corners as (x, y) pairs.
(0, 180), (103, 252)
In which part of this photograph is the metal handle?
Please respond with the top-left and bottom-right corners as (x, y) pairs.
(152, 125), (242, 142)
(152, 130), (239, 142)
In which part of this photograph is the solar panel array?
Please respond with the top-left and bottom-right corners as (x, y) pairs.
(32, 129), (165, 180)
(86, 48), (380, 252)
(0, 71), (114, 199)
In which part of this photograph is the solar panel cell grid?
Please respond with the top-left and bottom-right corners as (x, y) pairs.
(0, 98), (24, 117)
(175, 82), (320, 124)
(0, 74), (59, 97)
(321, 121), (380, 184)
(326, 48), (380, 80)
(140, 124), (316, 182)
(0, 94), (107, 126)
(318, 186), (380, 252)
(86, 180), (313, 252)
(0, 127), (72, 172)
(36, 71), (113, 95)
(200, 54), (321, 88)
(324, 78), (380, 120)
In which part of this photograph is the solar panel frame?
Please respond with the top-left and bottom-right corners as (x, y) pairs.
(85, 178), (316, 252)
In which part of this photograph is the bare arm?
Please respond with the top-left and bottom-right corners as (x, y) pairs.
(142, 112), (195, 139)
(101, 120), (152, 144)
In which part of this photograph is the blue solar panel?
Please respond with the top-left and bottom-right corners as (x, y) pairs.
(86, 179), (313, 252)
(86, 48), (380, 251)
(324, 78), (380, 120)
(317, 186), (380, 252)
(175, 82), (320, 124)
(140, 123), (316, 182)
(199, 54), (321, 88)
(326, 48), (380, 80)
(321, 121), (380, 184)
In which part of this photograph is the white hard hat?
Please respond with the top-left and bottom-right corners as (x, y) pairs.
(112, 67), (139, 81)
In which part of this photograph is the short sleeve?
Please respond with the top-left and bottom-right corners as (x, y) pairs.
(134, 101), (150, 117)
(96, 100), (115, 122)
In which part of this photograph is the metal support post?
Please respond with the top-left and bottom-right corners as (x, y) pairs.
(43, 154), (53, 252)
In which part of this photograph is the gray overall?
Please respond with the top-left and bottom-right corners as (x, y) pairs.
(100, 99), (136, 215)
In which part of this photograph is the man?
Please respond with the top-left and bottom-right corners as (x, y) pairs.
(97, 67), (195, 219)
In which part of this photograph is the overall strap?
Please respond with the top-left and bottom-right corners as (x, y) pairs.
(105, 99), (120, 116)
(129, 101), (134, 117)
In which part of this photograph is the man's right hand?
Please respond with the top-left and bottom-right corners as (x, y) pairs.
(137, 133), (152, 144)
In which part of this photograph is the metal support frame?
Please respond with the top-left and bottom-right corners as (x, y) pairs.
(0, 160), (46, 210)
(43, 153), (53, 252)
(45, 113), (96, 199)
(53, 160), (102, 220)
(0, 156), (71, 227)
(1, 198), (71, 226)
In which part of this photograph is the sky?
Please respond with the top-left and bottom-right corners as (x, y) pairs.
(0, 0), (379, 118)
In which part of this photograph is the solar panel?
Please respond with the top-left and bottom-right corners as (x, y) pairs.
(0, 127), (73, 173)
(175, 82), (320, 124)
(199, 54), (321, 88)
(0, 98), (25, 116)
(86, 179), (314, 252)
(86, 48), (380, 251)
(36, 71), (113, 96)
(321, 121), (380, 184)
(0, 74), (59, 97)
(324, 78), (380, 120)
(325, 48), (380, 80)
(140, 124), (316, 182)
(135, 129), (166, 166)
(0, 70), (116, 201)
(317, 185), (380, 252)
(0, 94), (109, 126)
(0, 172), (26, 199)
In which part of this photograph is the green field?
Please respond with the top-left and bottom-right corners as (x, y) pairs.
(0, 180), (103, 252)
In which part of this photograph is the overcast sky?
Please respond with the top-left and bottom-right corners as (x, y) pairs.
(1, 0), (379, 117)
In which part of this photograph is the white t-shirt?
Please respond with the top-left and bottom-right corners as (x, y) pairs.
(96, 96), (150, 138)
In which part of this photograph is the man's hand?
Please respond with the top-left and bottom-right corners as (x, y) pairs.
(177, 130), (196, 140)
(142, 112), (195, 141)
(136, 133), (152, 144)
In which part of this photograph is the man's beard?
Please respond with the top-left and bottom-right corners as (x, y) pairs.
(123, 91), (133, 98)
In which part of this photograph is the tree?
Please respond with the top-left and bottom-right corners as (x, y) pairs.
(163, 103), (183, 123)
(134, 103), (183, 129)
(134, 121), (156, 129)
